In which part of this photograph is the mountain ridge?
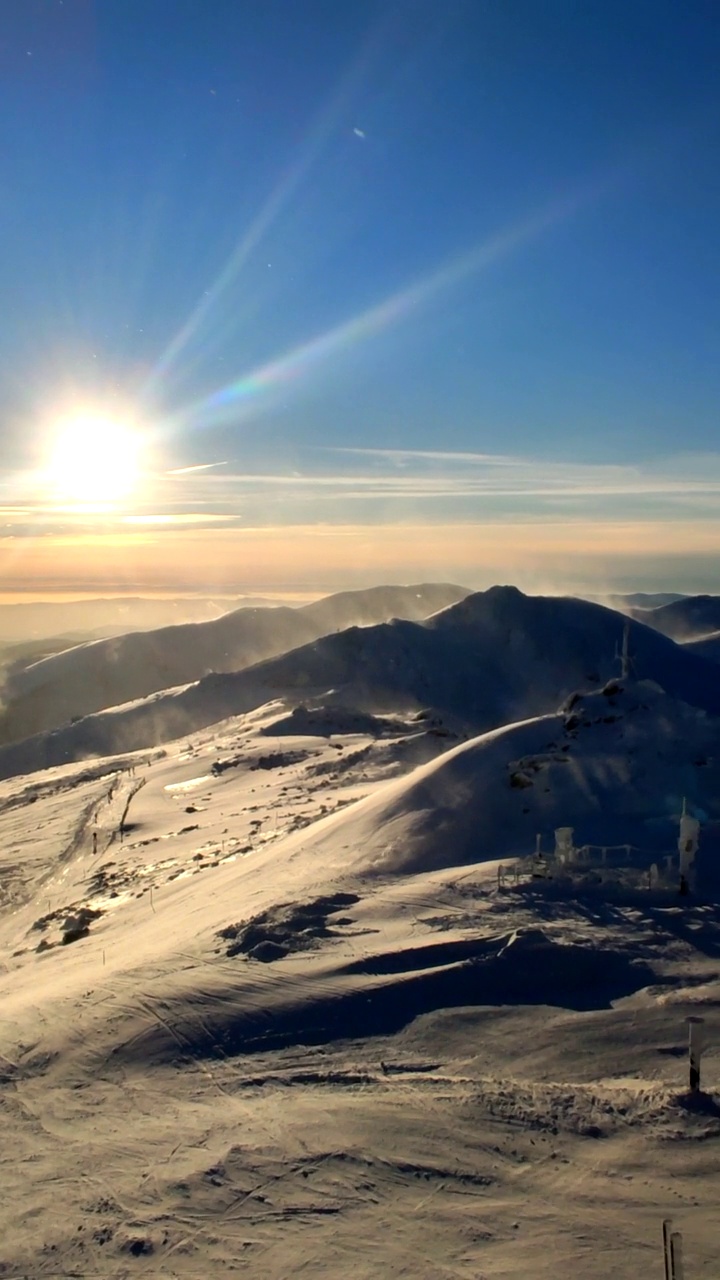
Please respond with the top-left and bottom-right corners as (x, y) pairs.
(629, 593), (720, 641)
(0, 585), (717, 782)
(0, 582), (470, 745)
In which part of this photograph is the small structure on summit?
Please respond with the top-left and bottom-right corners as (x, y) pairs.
(553, 826), (575, 866)
(499, 803), (704, 898)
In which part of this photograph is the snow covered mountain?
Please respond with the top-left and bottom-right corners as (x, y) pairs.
(630, 593), (720, 640)
(0, 584), (717, 781)
(0, 582), (469, 745)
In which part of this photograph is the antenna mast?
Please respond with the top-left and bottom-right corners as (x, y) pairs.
(616, 621), (635, 679)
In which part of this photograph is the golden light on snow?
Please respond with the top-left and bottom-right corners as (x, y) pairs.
(44, 411), (144, 505)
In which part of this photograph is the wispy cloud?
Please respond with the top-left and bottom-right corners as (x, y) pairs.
(321, 445), (720, 495)
(333, 447), (531, 465)
(4, 447), (720, 535)
(166, 461), (229, 476)
(157, 448), (720, 517)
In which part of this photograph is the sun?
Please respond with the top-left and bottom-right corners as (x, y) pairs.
(45, 411), (143, 505)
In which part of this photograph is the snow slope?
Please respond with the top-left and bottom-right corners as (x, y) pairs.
(0, 581), (469, 744)
(1, 679), (720, 1279)
(252, 679), (720, 879)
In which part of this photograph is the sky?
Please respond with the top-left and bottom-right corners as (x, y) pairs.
(1, 0), (719, 597)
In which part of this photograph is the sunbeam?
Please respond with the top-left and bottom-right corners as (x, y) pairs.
(175, 175), (614, 436)
(142, 19), (393, 401)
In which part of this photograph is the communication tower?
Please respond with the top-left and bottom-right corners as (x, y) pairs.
(616, 621), (636, 679)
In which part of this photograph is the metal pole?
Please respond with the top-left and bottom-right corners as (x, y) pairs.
(686, 1016), (705, 1093)
(670, 1230), (684, 1280)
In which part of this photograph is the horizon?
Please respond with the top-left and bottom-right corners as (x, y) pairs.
(0, 577), (703, 610)
(1, 3), (719, 595)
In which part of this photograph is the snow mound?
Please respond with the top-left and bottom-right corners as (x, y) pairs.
(260, 704), (412, 738)
(282, 680), (720, 878)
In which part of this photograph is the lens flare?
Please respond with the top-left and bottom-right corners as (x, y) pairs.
(177, 180), (609, 436)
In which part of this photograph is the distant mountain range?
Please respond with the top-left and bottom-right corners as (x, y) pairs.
(604, 591), (687, 609)
(628, 594), (720, 641)
(0, 582), (470, 746)
(0, 584), (717, 782)
(0, 594), (249, 644)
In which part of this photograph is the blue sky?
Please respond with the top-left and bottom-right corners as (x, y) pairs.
(1, 0), (719, 593)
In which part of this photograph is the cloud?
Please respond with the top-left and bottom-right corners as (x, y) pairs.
(4, 447), (720, 533)
(1, 446), (720, 597)
(322, 445), (720, 497)
(166, 461), (228, 475)
(152, 448), (720, 525)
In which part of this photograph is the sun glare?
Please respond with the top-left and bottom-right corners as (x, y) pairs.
(45, 412), (143, 505)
